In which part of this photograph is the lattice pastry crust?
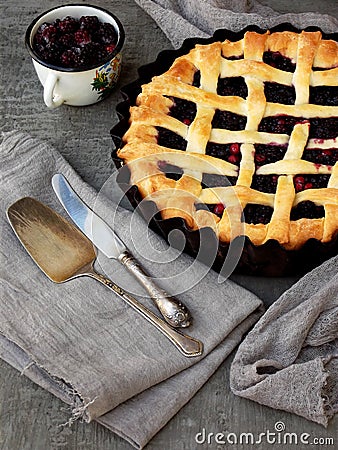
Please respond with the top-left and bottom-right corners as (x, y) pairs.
(118, 30), (338, 250)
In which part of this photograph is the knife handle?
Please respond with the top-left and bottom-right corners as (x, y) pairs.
(88, 271), (203, 358)
(118, 250), (192, 328)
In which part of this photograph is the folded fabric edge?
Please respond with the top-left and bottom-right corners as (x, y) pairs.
(95, 305), (265, 449)
(0, 305), (264, 449)
(0, 333), (91, 423)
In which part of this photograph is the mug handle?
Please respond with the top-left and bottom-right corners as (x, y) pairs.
(44, 73), (64, 109)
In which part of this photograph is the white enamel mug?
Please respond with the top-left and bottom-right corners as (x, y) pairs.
(25, 4), (125, 108)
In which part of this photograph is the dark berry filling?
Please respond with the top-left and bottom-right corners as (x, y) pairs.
(251, 175), (279, 193)
(259, 116), (338, 139)
(202, 173), (236, 188)
(206, 142), (242, 165)
(157, 161), (184, 180)
(254, 144), (288, 166)
(168, 97), (196, 124)
(32, 15), (118, 69)
(264, 82), (295, 105)
(243, 204), (273, 225)
(302, 149), (338, 166)
(212, 110), (247, 130)
(291, 201), (325, 220)
(293, 175), (330, 192)
(217, 77), (248, 98)
(156, 127), (187, 150)
(309, 118), (338, 139)
(258, 116), (301, 135)
(192, 71), (201, 87)
(222, 54), (244, 60)
(309, 86), (338, 106)
(263, 51), (296, 72)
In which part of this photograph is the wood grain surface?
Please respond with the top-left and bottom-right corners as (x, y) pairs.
(1, 1), (337, 449)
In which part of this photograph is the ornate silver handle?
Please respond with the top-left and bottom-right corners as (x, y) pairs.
(87, 269), (203, 358)
(118, 250), (192, 328)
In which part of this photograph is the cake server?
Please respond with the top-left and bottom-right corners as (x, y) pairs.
(7, 197), (203, 358)
(52, 173), (192, 328)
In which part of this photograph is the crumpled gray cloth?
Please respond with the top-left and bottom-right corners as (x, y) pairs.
(230, 257), (338, 426)
(0, 131), (263, 449)
(134, 0), (338, 48)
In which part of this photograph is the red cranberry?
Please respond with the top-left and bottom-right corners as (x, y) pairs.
(304, 183), (313, 189)
(294, 176), (305, 185)
(230, 143), (240, 154)
(213, 203), (224, 216)
(228, 155), (238, 164)
(255, 154), (266, 163)
(294, 176), (305, 192)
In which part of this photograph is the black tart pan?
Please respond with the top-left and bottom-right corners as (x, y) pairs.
(111, 24), (338, 277)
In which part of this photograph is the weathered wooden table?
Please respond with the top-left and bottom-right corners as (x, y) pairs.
(1, 1), (337, 448)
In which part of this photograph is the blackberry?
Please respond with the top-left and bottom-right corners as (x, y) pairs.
(156, 127), (187, 150)
(58, 16), (79, 33)
(264, 82), (295, 105)
(251, 175), (279, 193)
(302, 149), (338, 166)
(41, 24), (58, 44)
(168, 97), (197, 123)
(309, 86), (338, 106)
(254, 144), (287, 167)
(79, 15), (100, 32)
(217, 77), (248, 98)
(74, 29), (91, 46)
(262, 51), (296, 72)
(212, 110), (247, 130)
(309, 118), (338, 139)
(243, 204), (274, 224)
(291, 201), (325, 220)
(58, 33), (75, 48)
(94, 22), (117, 45)
(258, 116), (301, 135)
(60, 48), (79, 67)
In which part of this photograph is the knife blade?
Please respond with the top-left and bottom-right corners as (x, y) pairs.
(52, 173), (192, 328)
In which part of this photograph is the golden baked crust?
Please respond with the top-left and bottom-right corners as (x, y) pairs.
(118, 30), (338, 250)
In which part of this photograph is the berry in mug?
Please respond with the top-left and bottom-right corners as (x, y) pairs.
(32, 15), (118, 69)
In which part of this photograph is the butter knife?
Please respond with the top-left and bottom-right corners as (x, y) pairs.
(52, 173), (192, 328)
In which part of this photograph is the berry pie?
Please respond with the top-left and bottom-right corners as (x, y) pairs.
(116, 29), (338, 271)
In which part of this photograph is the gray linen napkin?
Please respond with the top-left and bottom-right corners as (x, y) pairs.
(0, 131), (263, 449)
(230, 257), (338, 426)
(134, 0), (338, 49)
